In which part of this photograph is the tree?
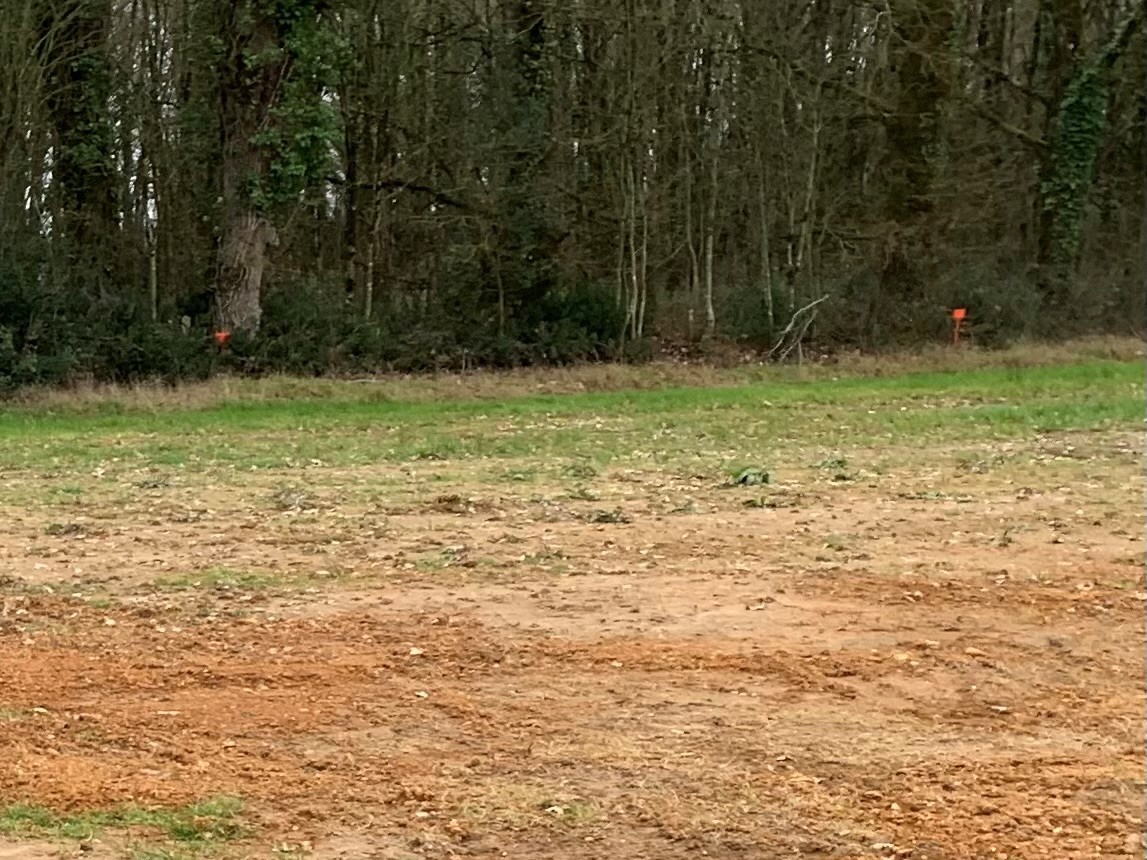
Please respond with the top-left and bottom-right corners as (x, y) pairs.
(37, 0), (121, 299)
(208, 0), (341, 334)
(1036, 5), (1144, 309)
(489, 0), (560, 334)
(880, 0), (954, 291)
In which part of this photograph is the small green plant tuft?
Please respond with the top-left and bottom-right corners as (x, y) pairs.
(729, 467), (771, 486)
(499, 468), (536, 483)
(564, 485), (598, 501)
(562, 461), (598, 479)
(823, 534), (848, 552)
(536, 798), (599, 826)
(413, 546), (468, 571)
(743, 496), (786, 509)
(815, 456), (849, 471)
(269, 484), (318, 511)
(44, 521), (86, 536)
(587, 508), (630, 524)
(152, 567), (281, 592)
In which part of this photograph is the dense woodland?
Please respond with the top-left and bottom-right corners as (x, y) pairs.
(0, 0), (1143, 384)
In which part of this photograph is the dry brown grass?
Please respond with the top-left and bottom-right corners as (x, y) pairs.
(8, 335), (1143, 413)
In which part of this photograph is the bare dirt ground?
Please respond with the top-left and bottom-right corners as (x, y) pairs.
(0, 426), (1143, 859)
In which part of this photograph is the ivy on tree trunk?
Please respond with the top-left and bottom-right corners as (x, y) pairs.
(1037, 7), (1144, 307)
(210, 0), (343, 334)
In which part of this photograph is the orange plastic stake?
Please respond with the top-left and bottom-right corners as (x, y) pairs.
(951, 308), (967, 345)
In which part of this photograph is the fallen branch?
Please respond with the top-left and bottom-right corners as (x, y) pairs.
(768, 294), (829, 362)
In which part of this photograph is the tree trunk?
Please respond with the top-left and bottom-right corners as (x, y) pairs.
(703, 150), (718, 339)
(757, 155), (774, 334)
(683, 106), (700, 337)
(881, 0), (954, 294)
(342, 116), (361, 302)
(38, 0), (120, 299)
(636, 166), (648, 339)
(496, 0), (554, 318)
(1036, 6), (1144, 307)
(212, 0), (289, 334)
(796, 83), (822, 282)
(146, 220), (158, 322)
(216, 210), (277, 333)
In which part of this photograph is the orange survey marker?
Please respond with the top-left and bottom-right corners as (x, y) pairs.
(951, 308), (968, 345)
